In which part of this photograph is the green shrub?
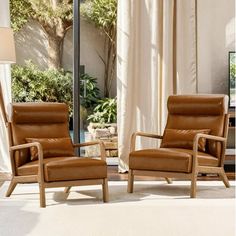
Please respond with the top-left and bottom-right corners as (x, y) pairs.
(12, 61), (73, 115)
(80, 73), (100, 109)
(88, 97), (117, 123)
(12, 61), (101, 118)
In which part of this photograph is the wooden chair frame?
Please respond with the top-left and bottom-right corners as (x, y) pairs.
(6, 133), (109, 208)
(127, 114), (230, 197)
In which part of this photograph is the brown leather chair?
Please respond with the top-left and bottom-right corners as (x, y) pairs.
(6, 102), (109, 207)
(128, 95), (230, 197)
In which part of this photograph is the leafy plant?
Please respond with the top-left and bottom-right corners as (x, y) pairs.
(88, 97), (117, 123)
(230, 53), (236, 88)
(81, 0), (117, 97)
(80, 73), (100, 109)
(12, 61), (73, 115)
(11, 62), (102, 119)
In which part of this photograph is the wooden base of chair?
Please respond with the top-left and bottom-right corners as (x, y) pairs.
(39, 184), (46, 208)
(128, 166), (230, 198)
(127, 170), (172, 193)
(127, 170), (134, 193)
(64, 187), (71, 193)
(102, 178), (109, 202)
(5, 180), (17, 197)
(165, 177), (172, 184)
(6, 176), (109, 208)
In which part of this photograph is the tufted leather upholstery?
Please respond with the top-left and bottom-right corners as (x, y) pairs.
(129, 95), (228, 172)
(7, 102), (109, 207)
(164, 95), (228, 159)
(11, 103), (71, 168)
(10, 102), (107, 181)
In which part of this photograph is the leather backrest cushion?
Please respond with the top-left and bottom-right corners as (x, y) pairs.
(161, 129), (210, 152)
(10, 103), (71, 167)
(168, 95), (228, 116)
(26, 137), (74, 161)
(11, 102), (68, 124)
(165, 95), (228, 158)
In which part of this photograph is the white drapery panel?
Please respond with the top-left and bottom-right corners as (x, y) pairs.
(0, 0), (12, 173)
(117, 0), (197, 172)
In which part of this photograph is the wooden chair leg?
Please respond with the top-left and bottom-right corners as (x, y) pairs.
(39, 184), (46, 208)
(64, 187), (71, 193)
(127, 169), (134, 193)
(102, 178), (109, 202)
(190, 174), (197, 198)
(219, 169), (230, 188)
(165, 177), (172, 184)
(5, 180), (17, 197)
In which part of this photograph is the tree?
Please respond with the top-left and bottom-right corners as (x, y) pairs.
(81, 0), (117, 97)
(10, 0), (73, 69)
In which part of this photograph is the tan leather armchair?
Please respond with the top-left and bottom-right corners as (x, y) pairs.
(6, 102), (109, 207)
(128, 95), (230, 197)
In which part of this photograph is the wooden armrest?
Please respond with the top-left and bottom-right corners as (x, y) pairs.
(10, 142), (45, 183)
(10, 142), (44, 164)
(130, 131), (163, 152)
(73, 141), (102, 148)
(133, 132), (163, 139)
(73, 141), (106, 161)
(10, 142), (42, 151)
(192, 133), (226, 169)
(193, 133), (226, 153)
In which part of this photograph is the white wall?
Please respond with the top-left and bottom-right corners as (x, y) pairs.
(62, 19), (106, 95)
(197, 0), (235, 94)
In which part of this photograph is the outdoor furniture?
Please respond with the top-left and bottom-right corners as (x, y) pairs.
(128, 95), (230, 197)
(6, 102), (108, 207)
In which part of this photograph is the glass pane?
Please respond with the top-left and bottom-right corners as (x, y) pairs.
(80, 0), (118, 160)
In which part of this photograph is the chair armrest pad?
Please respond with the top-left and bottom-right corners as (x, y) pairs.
(193, 133), (226, 147)
(130, 132), (163, 152)
(10, 142), (42, 152)
(73, 141), (102, 148)
(132, 132), (163, 139)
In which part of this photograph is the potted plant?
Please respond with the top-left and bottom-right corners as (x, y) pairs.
(86, 97), (118, 157)
(87, 97), (117, 136)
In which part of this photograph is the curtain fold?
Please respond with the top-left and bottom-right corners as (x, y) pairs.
(117, 0), (197, 172)
(0, 0), (12, 173)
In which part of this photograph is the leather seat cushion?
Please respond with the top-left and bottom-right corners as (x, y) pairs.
(17, 157), (107, 182)
(129, 148), (218, 173)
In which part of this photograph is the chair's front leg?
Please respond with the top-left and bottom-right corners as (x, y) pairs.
(37, 144), (46, 208)
(165, 178), (172, 184)
(127, 169), (134, 193)
(102, 178), (109, 202)
(39, 183), (46, 208)
(64, 186), (71, 193)
(190, 172), (198, 198)
(6, 179), (17, 197)
(219, 168), (230, 188)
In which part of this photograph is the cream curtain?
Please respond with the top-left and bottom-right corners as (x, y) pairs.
(117, 0), (197, 172)
(0, 0), (12, 173)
